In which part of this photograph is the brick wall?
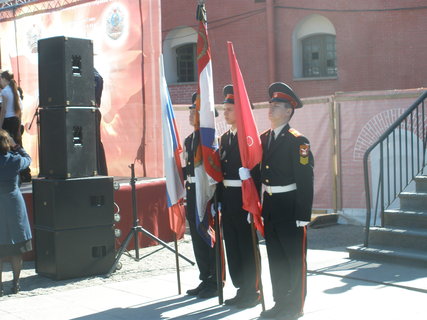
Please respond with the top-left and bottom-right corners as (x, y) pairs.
(168, 83), (198, 104)
(162, 0), (427, 103)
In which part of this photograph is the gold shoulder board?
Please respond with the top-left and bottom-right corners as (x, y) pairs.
(289, 128), (302, 137)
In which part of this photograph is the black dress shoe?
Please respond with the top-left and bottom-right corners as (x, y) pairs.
(236, 292), (261, 309)
(186, 282), (205, 296)
(12, 280), (20, 294)
(0, 284), (3, 297)
(197, 286), (218, 299)
(276, 311), (304, 320)
(224, 289), (244, 305)
(260, 303), (285, 318)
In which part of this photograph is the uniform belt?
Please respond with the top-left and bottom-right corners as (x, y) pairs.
(186, 176), (196, 184)
(263, 183), (297, 195)
(223, 179), (242, 187)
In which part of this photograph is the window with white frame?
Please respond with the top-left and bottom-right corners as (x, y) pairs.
(163, 26), (197, 84)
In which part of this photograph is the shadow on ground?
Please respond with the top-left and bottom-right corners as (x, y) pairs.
(70, 295), (258, 320)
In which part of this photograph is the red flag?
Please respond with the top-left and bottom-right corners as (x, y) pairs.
(227, 42), (264, 236)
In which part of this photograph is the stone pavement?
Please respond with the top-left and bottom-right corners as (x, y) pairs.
(1, 224), (427, 320)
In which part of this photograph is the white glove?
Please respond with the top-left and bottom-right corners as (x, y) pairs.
(296, 220), (310, 227)
(239, 167), (251, 181)
(247, 213), (251, 224)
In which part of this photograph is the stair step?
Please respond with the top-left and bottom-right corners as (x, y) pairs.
(384, 209), (427, 228)
(368, 227), (427, 250)
(399, 192), (427, 211)
(348, 244), (427, 268)
(415, 176), (427, 193)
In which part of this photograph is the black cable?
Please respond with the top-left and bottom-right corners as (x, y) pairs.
(276, 5), (427, 13)
(163, 7), (265, 34)
(209, 9), (265, 31)
(138, 0), (147, 177)
(162, 8), (265, 39)
(163, 9), (265, 43)
(12, 7), (21, 86)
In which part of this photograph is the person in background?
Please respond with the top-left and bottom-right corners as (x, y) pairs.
(0, 71), (22, 147)
(259, 82), (314, 320)
(182, 92), (218, 299)
(16, 86), (31, 183)
(0, 129), (32, 296)
(94, 69), (108, 176)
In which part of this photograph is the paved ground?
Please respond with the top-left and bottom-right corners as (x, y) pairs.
(1, 224), (427, 320)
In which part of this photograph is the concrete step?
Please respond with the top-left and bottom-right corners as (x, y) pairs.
(347, 244), (427, 268)
(368, 226), (427, 251)
(384, 209), (427, 229)
(415, 175), (427, 193)
(399, 192), (427, 211)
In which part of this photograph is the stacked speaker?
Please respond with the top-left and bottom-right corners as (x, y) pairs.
(34, 36), (115, 280)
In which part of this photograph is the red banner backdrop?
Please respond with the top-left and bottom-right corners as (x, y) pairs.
(0, 0), (162, 178)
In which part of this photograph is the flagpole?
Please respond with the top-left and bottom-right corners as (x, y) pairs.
(214, 191), (224, 305)
(250, 216), (265, 311)
(173, 232), (182, 295)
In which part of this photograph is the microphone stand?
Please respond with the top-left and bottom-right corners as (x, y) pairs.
(106, 163), (194, 277)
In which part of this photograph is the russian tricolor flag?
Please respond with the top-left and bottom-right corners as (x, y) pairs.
(160, 55), (186, 237)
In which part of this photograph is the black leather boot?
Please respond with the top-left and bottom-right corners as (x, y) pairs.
(12, 280), (20, 294)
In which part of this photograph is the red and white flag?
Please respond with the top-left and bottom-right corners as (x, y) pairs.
(193, 6), (223, 247)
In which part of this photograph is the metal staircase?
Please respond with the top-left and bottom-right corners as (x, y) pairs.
(348, 91), (427, 267)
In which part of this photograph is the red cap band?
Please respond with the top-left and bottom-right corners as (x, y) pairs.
(225, 94), (234, 101)
(272, 92), (297, 108)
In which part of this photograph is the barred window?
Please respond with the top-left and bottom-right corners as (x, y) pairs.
(176, 44), (197, 82)
(302, 34), (337, 77)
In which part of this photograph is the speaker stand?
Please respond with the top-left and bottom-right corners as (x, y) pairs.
(106, 164), (194, 277)
(28, 106), (41, 176)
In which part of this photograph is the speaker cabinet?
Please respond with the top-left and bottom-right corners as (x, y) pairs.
(39, 107), (97, 179)
(33, 177), (114, 229)
(35, 226), (115, 280)
(38, 36), (95, 107)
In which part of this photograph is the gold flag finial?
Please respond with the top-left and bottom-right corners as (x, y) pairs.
(196, 2), (207, 22)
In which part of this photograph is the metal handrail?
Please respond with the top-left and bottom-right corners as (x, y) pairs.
(363, 91), (427, 246)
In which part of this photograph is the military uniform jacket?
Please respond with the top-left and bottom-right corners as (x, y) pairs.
(183, 132), (197, 180)
(183, 132), (198, 220)
(218, 130), (243, 213)
(220, 130), (241, 181)
(260, 124), (314, 222)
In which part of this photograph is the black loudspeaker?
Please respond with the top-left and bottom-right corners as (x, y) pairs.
(33, 177), (114, 229)
(35, 226), (115, 280)
(38, 36), (95, 107)
(39, 107), (97, 179)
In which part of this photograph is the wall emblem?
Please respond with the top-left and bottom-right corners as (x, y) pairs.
(106, 6), (125, 40)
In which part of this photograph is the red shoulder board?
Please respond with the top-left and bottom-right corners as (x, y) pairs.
(289, 128), (302, 137)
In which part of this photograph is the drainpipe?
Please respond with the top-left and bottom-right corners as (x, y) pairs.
(266, 0), (276, 83)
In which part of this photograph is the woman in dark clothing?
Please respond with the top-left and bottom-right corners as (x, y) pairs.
(0, 129), (32, 296)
